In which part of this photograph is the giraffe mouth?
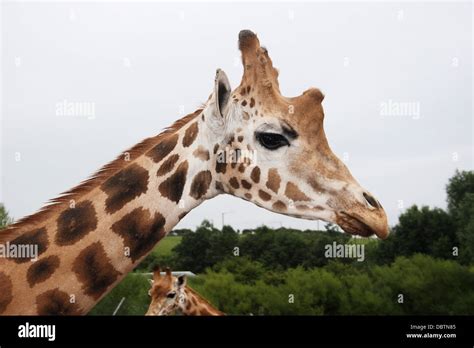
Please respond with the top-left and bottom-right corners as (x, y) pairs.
(336, 211), (379, 238)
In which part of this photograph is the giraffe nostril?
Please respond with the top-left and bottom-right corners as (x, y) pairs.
(363, 192), (380, 209)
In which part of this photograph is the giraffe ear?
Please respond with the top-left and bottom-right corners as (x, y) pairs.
(177, 275), (187, 288)
(214, 69), (231, 118)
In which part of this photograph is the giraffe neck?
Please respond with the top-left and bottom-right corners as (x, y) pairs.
(0, 109), (220, 315)
(180, 287), (224, 316)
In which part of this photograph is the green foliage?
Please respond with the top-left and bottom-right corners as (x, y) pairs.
(134, 236), (182, 272)
(455, 194), (474, 264)
(191, 255), (474, 315)
(0, 204), (13, 229)
(375, 206), (457, 264)
(446, 170), (474, 213)
(373, 170), (474, 265)
(239, 227), (309, 269)
(211, 256), (265, 284)
(173, 221), (239, 273)
(89, 273), (151, 315)
(446, 171), (474, 264)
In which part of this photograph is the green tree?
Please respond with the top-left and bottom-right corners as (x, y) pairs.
(0, 204), (13, 229)
(446, 170), (474, 212)
(239, 227), (309, 270)
(453, 194), (474, 264)
(375, 206), (457, 263)
(212, 256), (265, 284)
(173, 220), (238, 273)
(446, 170), (474, 264)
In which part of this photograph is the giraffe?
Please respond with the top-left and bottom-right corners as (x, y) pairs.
(0, 30), (388, 315)
(145, 266), (223, 316)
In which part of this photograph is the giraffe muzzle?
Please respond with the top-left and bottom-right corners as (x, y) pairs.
(336, 208), (389, 240)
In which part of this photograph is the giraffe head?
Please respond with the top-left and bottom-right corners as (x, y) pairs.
(201, 30), (389, 239)
(145, 266), (183, 316)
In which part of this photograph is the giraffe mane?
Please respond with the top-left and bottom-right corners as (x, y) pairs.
(0, 108), (203, 243)
(185, 285), (220, 311)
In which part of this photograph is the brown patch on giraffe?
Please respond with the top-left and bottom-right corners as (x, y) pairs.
(241, 100), (247, 107)
(285, 182), (311, 201)
(146, 133), (179, 163)
(159, 161), (189, 203)
(56, 200), (98, 246)
(36, 288), (81, 315)
(229, 177), (240, 189)
(27, 255), (60, 287)
(182, 122), (199, 147)
(213, 144), (219, 154)
(258, 190), (272, 201)
(308, 177), (337, 195)
(0, 272), (13, 313)
(193, 146), (210, 161)
(296, 205), (310, 211)
(237, 136), (244, 142)
(272, 201), (287, 212)
(111, 207), (166, 262)
(73, 241), (121, 299)
(201, 114), (205, 121)
(249, 98), (255, 108)
(266, 169), (281, 193)
(250, 167), (261, 183)
(157, 154), (180, 176)
(244, 193), (252, 200)
(178, 212), (188, 220)
(190, 170), (212, 200)
(238, 163), (246, 173)
(241, 179), (252, 190)
(215, 181), (224, 191)
(242, 112), (250, 120)
(10, 227), (48, 264)
(240, 87), (247, 96)
(101, 163), (149, 214)
(246, 86), (251, 94)
(306, 205), (324, 211)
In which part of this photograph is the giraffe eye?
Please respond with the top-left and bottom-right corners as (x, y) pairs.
(256, 132), (290, 150)
(167, 292), (177, 299)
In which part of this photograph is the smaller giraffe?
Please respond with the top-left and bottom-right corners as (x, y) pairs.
(145, 266), (224, 316)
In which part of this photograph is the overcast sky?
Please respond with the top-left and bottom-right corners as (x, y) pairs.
(1, 1), (472, 231)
